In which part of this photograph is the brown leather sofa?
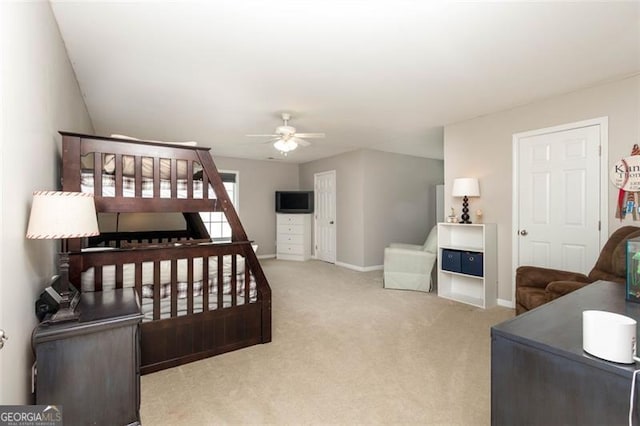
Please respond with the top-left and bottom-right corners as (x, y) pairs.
(515, 226), (640, 315)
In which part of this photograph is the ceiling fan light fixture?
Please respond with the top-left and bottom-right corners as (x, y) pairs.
(274, 139), (298, 154)
(247, 112), (324, 155)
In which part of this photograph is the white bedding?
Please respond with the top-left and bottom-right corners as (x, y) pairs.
(80, 254), (248, 292)
(80, 171), (215, 199)
(81, 257), (258, 323)
(140, 294), (252, 321)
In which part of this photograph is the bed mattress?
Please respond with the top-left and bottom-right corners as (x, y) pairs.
(80, 254), (248, 291)
(81, 171), (215, 199)
(140, 293), (253, 321)
(80, 255), (257, 322)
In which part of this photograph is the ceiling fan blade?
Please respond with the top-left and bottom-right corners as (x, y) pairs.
(294, 133), (325, 138)
(292, 137), (311, 147)
(246, 134), (278, 138)
(261, 138), (281, 144)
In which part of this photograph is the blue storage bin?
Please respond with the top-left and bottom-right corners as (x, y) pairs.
(442, 249), (462, 273)
(461, 251), (483, 277)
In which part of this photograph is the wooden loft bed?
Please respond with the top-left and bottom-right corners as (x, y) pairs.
(61, 131), (271, 374)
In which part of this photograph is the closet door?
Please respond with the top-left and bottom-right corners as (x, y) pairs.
(314, 170), (336, 263)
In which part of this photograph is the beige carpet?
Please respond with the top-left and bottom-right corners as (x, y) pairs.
(140, 259), (514, 425)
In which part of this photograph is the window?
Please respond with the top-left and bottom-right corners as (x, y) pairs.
(200, 171), (238, 242)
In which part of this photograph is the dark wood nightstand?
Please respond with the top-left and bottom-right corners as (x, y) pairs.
(33, 288), (143, 425)
(491, 281), (640, 425)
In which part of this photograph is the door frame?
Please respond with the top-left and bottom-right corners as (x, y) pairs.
(314, 170), (337, 263)
(511, 117), (609, 305)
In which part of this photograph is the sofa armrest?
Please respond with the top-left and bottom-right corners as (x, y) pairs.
(546, 280), (591, 300)
(384, 248), (436, 275)
(516, 266), (590, 290)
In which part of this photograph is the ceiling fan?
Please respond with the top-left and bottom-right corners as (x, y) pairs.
(246, 113), (325, 155)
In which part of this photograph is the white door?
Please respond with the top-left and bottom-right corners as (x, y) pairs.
(314, 170), (336, 263)
(0, 238), (4, 406)
(514, 120), (606, 289)
(0, 140), (4, 404)
(0, 104), (4, 402)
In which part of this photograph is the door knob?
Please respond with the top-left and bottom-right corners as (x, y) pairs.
(329, 221), (334, 224)
(520, 230), (528, 236)
(0, 329), (7, 350)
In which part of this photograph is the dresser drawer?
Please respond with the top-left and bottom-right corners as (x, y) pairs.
(277, 214), (305, 226)
(278, 224), (303, 235)
(276, 213), (310, 261)
(277, 243), (304, 255)
(277, 233), (304, 245)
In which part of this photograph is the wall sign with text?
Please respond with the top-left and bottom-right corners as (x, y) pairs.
(611, 155), (640, 191)
(614, 144), (640, 221)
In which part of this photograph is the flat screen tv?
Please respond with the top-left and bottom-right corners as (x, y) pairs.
(275, 191), (314, 214)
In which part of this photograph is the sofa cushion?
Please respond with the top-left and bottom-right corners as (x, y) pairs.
(516, 226), (640, 315)
(516, 287), (548, 311)
(546, 280), (590, 300)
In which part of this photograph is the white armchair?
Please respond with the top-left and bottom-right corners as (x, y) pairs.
(383, 226), (438, 292)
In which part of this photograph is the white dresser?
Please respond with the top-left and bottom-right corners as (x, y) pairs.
(276, 213), (312, 261)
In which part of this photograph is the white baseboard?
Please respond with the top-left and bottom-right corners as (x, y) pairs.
(497, 298), (515, 309)
(335, 261), (384, 272)
(265, 256), (382, 272)
(260, 255), (513, 307)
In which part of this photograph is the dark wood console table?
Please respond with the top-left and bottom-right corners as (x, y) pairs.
(33, 288), (143, 425)
(492, 280), (640, 425)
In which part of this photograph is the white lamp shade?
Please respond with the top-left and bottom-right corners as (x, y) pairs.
(452, 178), (480, 197)
(26, 191), (99, 239)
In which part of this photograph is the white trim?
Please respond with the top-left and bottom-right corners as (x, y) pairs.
(220, 169), (240, 211)
(276, 254), (308, 262)
(497, 298), (515, 309)
(511, 116), (609, 305)
(268, 257), (383, 272)
(335, 261), (383, 272)
(201, 169), (239, 241)
(257, 254), (276, 260)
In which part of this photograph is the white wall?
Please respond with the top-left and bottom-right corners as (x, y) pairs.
(300, 150), (366, 267)
(363, 150), (444, 266)
(444, 74), (640, 304)
(300, 149), (444, 268)
(0, 1), (93, 404)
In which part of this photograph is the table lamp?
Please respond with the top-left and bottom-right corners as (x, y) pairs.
(26, 191), (99, 322)
(452, 178), (480, 224)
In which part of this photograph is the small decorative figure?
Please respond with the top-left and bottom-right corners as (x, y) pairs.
(447, 207), (458, 223)
(475, 209), (483, 224)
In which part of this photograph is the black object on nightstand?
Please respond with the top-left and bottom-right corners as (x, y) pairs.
(33, 288), (143, 425)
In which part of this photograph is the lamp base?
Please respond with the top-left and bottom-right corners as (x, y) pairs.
(460, 196), (472, 224)
(37, 276), (81, 323)
(48, 290), (80, 323)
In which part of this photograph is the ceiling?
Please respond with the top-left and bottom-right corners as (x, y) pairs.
(50, 1), (640, 164)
